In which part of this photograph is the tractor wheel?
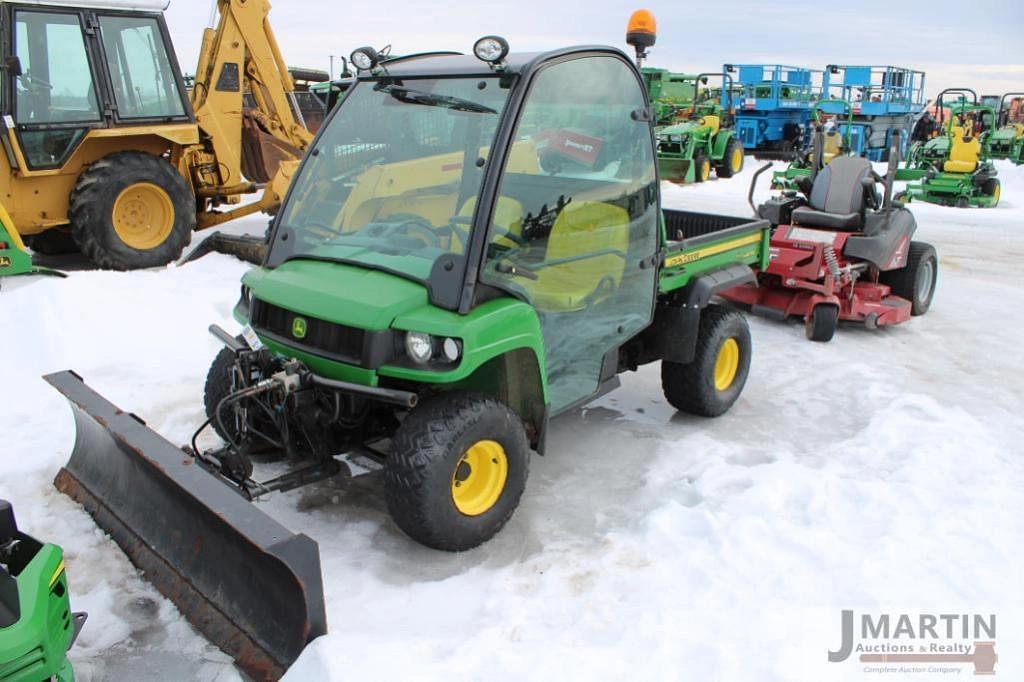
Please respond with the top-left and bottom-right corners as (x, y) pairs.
(69, 151), (196, 270)
(25, 228), (79, 255)
(982, 178), (1001, 207)
(880, 241), (937, 316)
(715, 138), (744, 178)
(893, 191), (908, 204)
(385, 392), (530, 551)
(955, 196), (970, 209)
(661, 304), (752, 417)
(805, 303), (839, 342)
(693, 153), (712, 183)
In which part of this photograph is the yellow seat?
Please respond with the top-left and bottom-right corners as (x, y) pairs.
(822, 131), (843, 163)
(461, 196), (525, 251)
(521, 201), (630, 312)
(700, 115), (721, 135)
(944, 126), (981, 173)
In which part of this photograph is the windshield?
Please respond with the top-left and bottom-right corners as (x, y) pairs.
(268, 76), (514, 303)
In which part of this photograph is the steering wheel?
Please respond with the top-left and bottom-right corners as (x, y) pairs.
(360, 214), (446, 249)
(18, 72), (53, 92)
(448, 216), (526, 247)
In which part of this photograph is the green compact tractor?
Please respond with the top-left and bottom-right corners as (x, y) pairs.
(1, 500), (86, 682)
(898, 89), (1000, 208)
(770, 99), (855, 192)
(985, 92), (1024, 165)
(650, 71), (745, 183)
(48, 28), (771, 676)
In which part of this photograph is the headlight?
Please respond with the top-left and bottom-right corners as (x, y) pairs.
(442, 337), (461, 363)
(405, 332), (433, 364)
(350, 47), (379, 71)
(473, 36), (509, 64)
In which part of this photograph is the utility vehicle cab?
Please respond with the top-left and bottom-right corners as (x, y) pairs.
(257, 44), (662, 414)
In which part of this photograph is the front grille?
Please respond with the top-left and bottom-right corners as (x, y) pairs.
(251, 299), (366, 364)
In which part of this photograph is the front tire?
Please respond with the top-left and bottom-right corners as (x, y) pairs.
(880, 241), (937, 316)
(385, 392), (530, 551)
(981, 178), (1000, 207)
(69, 151), (196, 270)
(204, 345), (240, 443)
(693, 152), (712, 183)
(661, 304), (752, 417)
(805, 303), (839, 342)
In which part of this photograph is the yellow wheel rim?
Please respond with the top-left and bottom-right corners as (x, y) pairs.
(731, 147), (744, 172)
(992, 184), (1000, 206)
(451, 440), (508, 516)
(700, 159), (711, 181)
(713, 338), (740, 391)
(112, 182), (175, 250)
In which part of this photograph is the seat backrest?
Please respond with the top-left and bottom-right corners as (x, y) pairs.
(944, 125), (981, 172)
(822, 131), (843, 163)
(700, 115), (721, 135)
(808, 155), (873, 214)
(544, 201), (630, 293)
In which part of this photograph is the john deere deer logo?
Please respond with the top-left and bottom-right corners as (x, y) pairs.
(292, 317), (307, 339)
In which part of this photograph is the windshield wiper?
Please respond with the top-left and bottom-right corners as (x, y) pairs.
(374, 83), (496, 114)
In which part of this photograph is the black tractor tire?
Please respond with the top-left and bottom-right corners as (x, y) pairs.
(204, 344), (241, 443)
(880, 241), (938, 316)
(955, 196), (970, 209)
(981, 178), (1001, 207)
(805, 303), (839, 342)
(693, 152), (712, 183)
(661, 304), (752, 417)
(69, 151), (196, 270)
(893, 191), (908, 204)
(715, 137), (744, 178)
(385, 392), (530, 551)
(25, 228), (79, 255)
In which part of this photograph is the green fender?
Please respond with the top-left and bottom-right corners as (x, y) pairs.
(710, 130), (734, 162)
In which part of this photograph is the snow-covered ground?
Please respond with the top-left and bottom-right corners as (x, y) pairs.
(2, 161), (1022, 681)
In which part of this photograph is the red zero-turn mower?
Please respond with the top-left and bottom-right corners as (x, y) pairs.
(722, 132), (938, 341)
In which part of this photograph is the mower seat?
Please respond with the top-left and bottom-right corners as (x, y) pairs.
(700, 115), (721, 135)
(943, 126), (980, 173)
(522, 201), (629, 312)
(791, 156), (873, 231)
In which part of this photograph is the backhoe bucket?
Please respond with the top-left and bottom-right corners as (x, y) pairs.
(180, 231), (267, 266)
(241, 109), (303, 184)
(45, 371), (326, 681)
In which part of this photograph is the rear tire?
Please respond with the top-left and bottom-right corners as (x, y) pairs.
(805, 303), (839, 342)
(661, 304), (752, 417)
(69, 151), (195, 270)
(715, 137), (744, 178)
(386, 392), (530, 551)
(880, 241), (937, 316)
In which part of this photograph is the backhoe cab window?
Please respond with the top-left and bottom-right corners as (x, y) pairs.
(14, 11), (100, 124)
(98, 15), (185, 119)
(270, 76), (513, 298)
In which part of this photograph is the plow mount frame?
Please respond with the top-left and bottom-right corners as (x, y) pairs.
(45, 370), (326, 680)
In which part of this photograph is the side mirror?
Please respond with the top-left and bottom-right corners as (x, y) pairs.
(3, 56), (22, 77)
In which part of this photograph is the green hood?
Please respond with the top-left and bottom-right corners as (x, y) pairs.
(243, 258), (429, 331)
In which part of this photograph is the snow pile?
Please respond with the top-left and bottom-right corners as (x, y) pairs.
(2, 161), (1023, 681)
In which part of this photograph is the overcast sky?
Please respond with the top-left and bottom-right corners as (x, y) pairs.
(165, 0), (1023, 100)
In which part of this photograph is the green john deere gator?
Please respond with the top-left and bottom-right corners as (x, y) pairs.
(1, 500), (86, 682)
(648, 70), (745, 183)
(47, 23), (770, 678)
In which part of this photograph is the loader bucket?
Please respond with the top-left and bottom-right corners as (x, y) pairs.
(45, 371), (326, 681)
(180, 231), (267, 266)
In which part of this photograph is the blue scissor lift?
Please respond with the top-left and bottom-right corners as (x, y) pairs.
(726, 64), (822, 158)
(817, 65), (926, 161)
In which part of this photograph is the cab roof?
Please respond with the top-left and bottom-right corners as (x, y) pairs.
(363, 46), (632, 80)
(1, 0), (169, 10)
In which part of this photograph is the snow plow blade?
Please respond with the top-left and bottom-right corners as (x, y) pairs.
(45, 370), (326, 681)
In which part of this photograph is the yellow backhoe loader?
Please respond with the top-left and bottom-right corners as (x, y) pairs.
(0, 0), (312, 271)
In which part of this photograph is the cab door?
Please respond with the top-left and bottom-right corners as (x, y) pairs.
(481, 53), (660, 414)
